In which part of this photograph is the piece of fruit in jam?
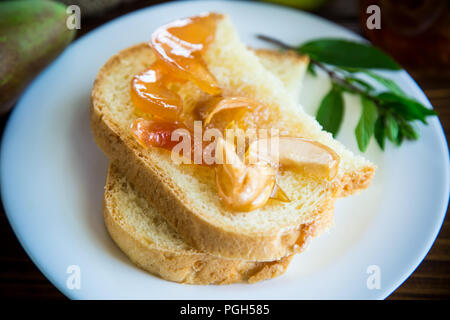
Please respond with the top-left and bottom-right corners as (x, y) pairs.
(194, 96), (265, 134)
(131, 12), (222, 122)
(150, 12), (222, 95)
(130, 61), (184, 121)
(202, 97), (260, 126)
(131, 118), (216, 165)
(131, 118), (190, 150)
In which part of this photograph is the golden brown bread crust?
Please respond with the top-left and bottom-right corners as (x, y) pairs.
(103, 166), (335, 284)
(91, 43), (337, 261)
(338, 166), (375, 197)
(103, 194), (293, 285)
(253, 48), (310, 65)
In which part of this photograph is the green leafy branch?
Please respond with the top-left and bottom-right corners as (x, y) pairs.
(257, 35), (437, 152)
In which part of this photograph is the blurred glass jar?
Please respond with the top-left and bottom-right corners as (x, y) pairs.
(359, 0), (450, 76)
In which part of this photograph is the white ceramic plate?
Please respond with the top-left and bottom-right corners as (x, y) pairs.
(1, 0), (449, 300)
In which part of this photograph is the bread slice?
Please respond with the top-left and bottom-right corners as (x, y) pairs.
(255, 49), (309, 104)
(104, 163), (334, 284)
(103, 49), (317, 284)
(91, 14), (375, 261)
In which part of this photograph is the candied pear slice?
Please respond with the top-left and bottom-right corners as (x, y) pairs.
(248, 137), (340, 180)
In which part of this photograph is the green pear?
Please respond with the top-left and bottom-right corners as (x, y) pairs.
(262, 0), (331, 11)
(0, 0), (76, 114)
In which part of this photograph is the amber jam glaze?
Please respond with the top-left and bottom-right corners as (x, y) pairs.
(131, 12), (222, 123)
(130, 12), (268, 152)
(130, 12), (227, 149)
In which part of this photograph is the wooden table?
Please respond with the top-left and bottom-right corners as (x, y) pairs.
(0, 0), (448, 300)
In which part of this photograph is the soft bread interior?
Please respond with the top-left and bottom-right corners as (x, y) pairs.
(254, 49), (309, 103)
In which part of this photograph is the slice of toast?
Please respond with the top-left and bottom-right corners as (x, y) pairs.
(91, 14), (375, 261)
(103, 49), (320, 284)
(104, 163), (333, 284)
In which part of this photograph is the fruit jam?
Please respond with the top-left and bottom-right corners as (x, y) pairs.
(130, 12), (222, 151)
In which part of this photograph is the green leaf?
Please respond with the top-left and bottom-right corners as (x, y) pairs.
(374, 116), (386, 150)
(396, 130), (404, 146)
(385, 114), (399, 142)
(400, 122), (419, 140)
(298, 38), (401, 70)
(316, 86), (344, 137)
(307, 62), (317, 77)
(345, 76), (375, 92)
(362, 70), (406, 96)
(377, 92), (436, 123)
(355, 96), (378, 152)
(343, 68), (406, 96)
(332, 82), (353, 95)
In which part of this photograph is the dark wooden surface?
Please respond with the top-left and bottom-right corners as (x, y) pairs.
(0, 0), (448, 300)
